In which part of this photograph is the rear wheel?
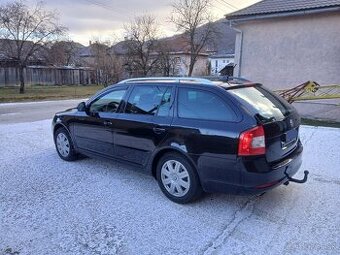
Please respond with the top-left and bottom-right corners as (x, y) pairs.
(54, 127), (77, 161)
(156, 153), (203, 203)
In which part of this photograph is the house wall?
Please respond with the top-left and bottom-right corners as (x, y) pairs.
(177, 55), (209, 76)
(234, 11), (340, 90)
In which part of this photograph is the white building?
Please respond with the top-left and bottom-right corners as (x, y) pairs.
(209, 53), (234, 76)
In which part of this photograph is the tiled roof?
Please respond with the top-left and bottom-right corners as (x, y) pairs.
(226, 0), (340, 19)
(0, 39), (40, 60)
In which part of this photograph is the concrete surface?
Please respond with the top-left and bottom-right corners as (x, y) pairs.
(293, 99), (340, 122)
(0, 99), (85, 124)
(0, 119), (339, 255)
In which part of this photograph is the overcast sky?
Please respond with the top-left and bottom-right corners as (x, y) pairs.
(3, 0), (261, 45)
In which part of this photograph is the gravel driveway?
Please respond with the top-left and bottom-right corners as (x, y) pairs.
(0, 120), (339, 255)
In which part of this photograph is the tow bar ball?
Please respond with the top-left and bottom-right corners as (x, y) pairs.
(285, 170), (309, 185)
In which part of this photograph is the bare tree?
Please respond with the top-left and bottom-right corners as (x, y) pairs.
(170, 0), (216, 76)
(48, 40), (81, 66)
(156, 41), (179, 76)
(0, 1), (66, 93)
(90, 41), (124, 86)
(123, 15), (160, 77)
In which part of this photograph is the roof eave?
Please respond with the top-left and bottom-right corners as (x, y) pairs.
(209, 54), (235, 58)
(226, 6), (340, 23)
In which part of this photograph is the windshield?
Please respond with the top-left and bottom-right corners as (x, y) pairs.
(229, 86), (293, 120)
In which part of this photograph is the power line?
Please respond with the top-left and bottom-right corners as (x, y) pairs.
(82, 0), (117, 12)
(81, 0), (128, 16)
(219, 0), (239, 10)
(214, 0), (238, 12)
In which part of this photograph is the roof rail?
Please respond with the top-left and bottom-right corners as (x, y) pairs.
(118, 77), (214, 84)
(118, 76), (250, 85)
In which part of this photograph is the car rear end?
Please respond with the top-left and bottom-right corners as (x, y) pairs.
(226, 84), (304, 194)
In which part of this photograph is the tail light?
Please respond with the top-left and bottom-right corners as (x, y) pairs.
(238, 126), (265, 156)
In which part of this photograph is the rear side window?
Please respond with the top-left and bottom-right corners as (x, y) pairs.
(228, 86), (293, 120)
(125, 85), (172, 116)
(177, 88), (237, 121)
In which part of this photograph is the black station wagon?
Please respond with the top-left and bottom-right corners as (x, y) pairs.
(52, 77), (308, 203)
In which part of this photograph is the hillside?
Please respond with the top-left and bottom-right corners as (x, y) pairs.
(111, 19), (236, 55)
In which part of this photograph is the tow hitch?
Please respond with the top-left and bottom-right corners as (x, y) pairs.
(285, 170), (309, 184)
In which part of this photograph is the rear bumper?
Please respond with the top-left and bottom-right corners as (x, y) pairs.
(200, 141), (303, 195)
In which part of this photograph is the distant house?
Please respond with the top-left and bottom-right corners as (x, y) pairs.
(208, 53), (234, 76)
(156, 35), (210, 77)
(0, 39), (45, 68)
(79, 41), (109, 67)
(226, 0), (340, 90)
(171, 52), (209, 77)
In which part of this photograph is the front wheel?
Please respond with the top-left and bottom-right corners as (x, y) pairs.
(54, 127), (77, 161)
(156, 153), (203, 204)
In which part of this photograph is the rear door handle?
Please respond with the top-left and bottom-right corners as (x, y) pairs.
(153, 127), (166, 134)
(104, 120), (113, 126)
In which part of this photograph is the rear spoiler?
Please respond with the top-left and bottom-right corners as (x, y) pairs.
(195, 76), (251, 83)
(223, 83), (263, 90)
(193, 76), (262, 90)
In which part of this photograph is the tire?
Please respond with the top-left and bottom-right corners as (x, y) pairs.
(156, 153), (203, 204)
(54, 127), (77, 161)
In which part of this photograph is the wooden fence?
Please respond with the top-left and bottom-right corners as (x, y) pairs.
(0, 66), (96, 87)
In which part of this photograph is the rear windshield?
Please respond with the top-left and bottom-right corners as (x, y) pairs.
(228, 86), (294, 120)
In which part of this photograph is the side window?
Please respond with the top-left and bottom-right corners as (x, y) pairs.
(177, 88), (237, 121)
(90, 89), (126, 113)
(125, 85), (172, 116)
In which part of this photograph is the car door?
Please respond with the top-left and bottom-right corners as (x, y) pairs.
(113, 84), (174, 166)
(72, 87), (128, 157)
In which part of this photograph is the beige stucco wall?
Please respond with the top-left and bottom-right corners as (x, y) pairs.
(177, 55), (209, 76)
(234, 11), (340, 90)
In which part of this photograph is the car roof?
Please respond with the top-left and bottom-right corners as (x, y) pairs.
(117, 76), (257, 88)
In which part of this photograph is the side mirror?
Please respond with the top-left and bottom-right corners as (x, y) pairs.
(77, 102), (86, 112)
(89, 110), (99, 118)
(78, 101), (99, 118)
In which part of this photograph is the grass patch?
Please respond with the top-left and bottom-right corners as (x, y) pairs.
(0, 84), (104, 103)
(301, 118), (340, 128)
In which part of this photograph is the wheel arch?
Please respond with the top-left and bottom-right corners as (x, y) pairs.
(53, 122), (75, 145)
(150, 147), (199, 179)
